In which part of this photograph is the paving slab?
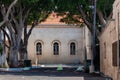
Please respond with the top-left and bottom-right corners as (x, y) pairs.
(0, 69), (106, 80)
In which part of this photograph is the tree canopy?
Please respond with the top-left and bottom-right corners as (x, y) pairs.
(0, 0), (115, 67)
(50, 0), (114, 32)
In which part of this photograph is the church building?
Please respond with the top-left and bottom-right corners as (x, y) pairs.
(27, 12), (91, 65)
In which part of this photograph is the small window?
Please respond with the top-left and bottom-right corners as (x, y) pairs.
(112, 41), (120, 67)
(36, 43), (42, 55)
(53, 42), (59, 55)
(112, 41), (117, 66)
(70, 42), (76, 55)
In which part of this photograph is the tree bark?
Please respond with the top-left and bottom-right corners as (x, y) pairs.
(8, 27), (23, 67)
(78, 5), (92, 32)
(9, 47), (18, 67)
(0, 0), (18, 27)
(19, 24), (35, 61)
(96, 9), (106, 26)
(19, 39), (28, 61)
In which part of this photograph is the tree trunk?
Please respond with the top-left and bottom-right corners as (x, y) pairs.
(9, 47), (18, 67)
(8, 27), (23, 67)
(19, 38), (29, 60)
(19, 23), (35, 61)
(19, 45), (28, 61)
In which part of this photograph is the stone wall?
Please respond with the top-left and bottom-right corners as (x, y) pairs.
(100, 20), (119, 80)
(100, 0), (120, 79)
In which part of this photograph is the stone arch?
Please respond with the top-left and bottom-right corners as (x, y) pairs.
(68, 40), (78, 55)
(51, 40), (61, 46)
(68, 40), (78, 46)
(34, 40), (44, 45)
(51, 40), (61, 55)
(34, 40), (44, 55)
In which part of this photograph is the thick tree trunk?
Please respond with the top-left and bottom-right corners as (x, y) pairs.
(19, 38), (29, 61)
(19, 23), (36, 61)
(9, 47), (18, 67)
(19, 45), (28, 61)
(7, 23), (23, 67)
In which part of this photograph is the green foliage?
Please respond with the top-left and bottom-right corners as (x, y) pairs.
(0, 0), (54, 29)
(97, 0), (114, 17)
(60, 13), (82, 24)
(50, 0), (114, 25)
(27, 10), (40, 23)
(0, 0), (14, 5)
(0, 0), (114, 27)
(26, 0), (52, 24)
(21, 0), (39, 7)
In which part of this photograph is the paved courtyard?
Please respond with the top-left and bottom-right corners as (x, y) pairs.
(0, 68), (106, 80)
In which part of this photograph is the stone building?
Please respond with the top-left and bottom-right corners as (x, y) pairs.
(100, 0), (120, 79)
(27, 12), (92, 65)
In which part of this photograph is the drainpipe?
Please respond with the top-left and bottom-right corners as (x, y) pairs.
(117, 12), (120, 80)
(83, 26), (87, 72)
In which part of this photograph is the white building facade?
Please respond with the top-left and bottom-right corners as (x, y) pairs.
(27, 24), (85, 64)
(26, 12), (92, 65)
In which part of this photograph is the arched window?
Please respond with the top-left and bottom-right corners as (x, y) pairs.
(53, 42), (59, 55)
(36, 43), (42, 55)
(70, 42), (76, 55)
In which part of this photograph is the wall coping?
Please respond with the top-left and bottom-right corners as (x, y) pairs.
(27, 24), (83, 28)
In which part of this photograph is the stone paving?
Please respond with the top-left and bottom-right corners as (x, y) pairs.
(0, 68), (106, 80)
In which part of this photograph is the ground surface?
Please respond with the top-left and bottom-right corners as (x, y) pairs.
(0, 68), (106, 80)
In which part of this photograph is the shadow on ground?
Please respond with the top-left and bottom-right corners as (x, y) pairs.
(0, 68), (104, 78)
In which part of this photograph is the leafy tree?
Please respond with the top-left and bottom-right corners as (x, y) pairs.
(0, 0), (53, 67)
(18, 0), (114, 69)
(0, 0), (18, 66)
(0, 0), (114, 67)
(51, 0), (114, 70)
(18, 0), (51, 62)
(51, 0), (114, 33)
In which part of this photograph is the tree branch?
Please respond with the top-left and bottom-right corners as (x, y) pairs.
(10, 10), (19, 29)
(18, 1), (24, 29)
(78, 5), (92, 32)
(6, 21), (16, 46)
(96, 9), (106, 26)
(5, 0), (18, 20)
(107, 11), (113, 20)
(0, 0), (18, 27)
(0, 27), (11, 47)
(23, 8), (31, 23)
(27, 23), (35, 39)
